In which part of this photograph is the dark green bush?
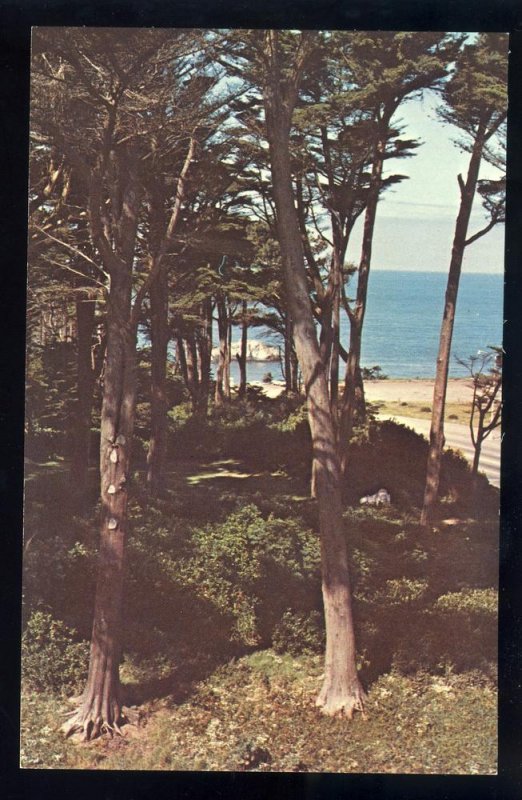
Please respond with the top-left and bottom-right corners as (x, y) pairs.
(22, 611), (90, 694)
(343, 419), (498, 517)
(272, 610), (324, 655)
(179, 504), (321, 647)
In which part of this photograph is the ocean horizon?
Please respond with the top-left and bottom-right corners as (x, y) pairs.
(224, 270), (504, 382)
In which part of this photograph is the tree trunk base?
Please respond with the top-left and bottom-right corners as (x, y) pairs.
(316, 676), (367, 719)
(61, 694), (127, 742)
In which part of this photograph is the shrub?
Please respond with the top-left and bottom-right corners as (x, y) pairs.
(22, 611), (90, 694)
(272, 610), (324, 655)
(180, 505), (321, 646)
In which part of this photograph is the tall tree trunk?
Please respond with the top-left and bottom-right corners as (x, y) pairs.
(215, 295), (228, 406)
(421, 127), (486, 527)
(224, 309), (232, 400)
(237, 299), (248, 398)
(186, 334), (200, 411)
(283, 315), (293, 393)
(146, 270), (169, 495)
(63, 271), (136, 740)
(339, 115), (389, 473)
(329, 260), (341, 411)
(471, 433), (483, 479)
(263, 31), (365, 717)
(69, 290), (96, 495)
(290, 343), (299, 394)
(197, 298), (213, 415)
(176, 334), (189, 389)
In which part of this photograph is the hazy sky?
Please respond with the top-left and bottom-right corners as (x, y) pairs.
(346, 90), (505, 274)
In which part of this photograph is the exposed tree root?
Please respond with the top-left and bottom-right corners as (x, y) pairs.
(60, 697), (135, 742)
(316, 679), (367, 720)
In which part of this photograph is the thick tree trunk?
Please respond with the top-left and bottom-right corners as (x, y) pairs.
(63, 273), (136, 740)
(237, 299), (248, 398)
(263, 31), (364, 716)
(147, 270), (169, 495)
(421, 128), (486, 527)
(69, 291), (97, 495)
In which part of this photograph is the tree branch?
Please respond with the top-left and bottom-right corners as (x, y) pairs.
(131, 135), (197, 328)
(464, 217), (500, 247)
(32, 223), (110, 281)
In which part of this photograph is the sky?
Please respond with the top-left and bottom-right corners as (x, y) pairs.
(346, 90), (506, 274)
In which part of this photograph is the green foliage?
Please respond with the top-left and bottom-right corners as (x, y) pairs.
(272, 610), (324, 655)
(22, 611), (90, 694)
(181, 505), (321, 646)
(440, 33), (507, 141)
(343, 419), (498, 515)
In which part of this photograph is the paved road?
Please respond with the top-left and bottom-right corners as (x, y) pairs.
(378, 414), (501, 488)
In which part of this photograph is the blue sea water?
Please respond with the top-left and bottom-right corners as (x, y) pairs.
(227, 270), (504, 382)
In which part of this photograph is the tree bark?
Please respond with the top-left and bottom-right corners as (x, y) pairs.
(63, 141), (142, 739)
(176, 333), (189, 389)
(420, 125), (487, 527)
(63, 268), (136, 740)
(186, 334), (200, 411)
(146, 269), (169, 495)
(197, 298), (213, 414)
(237, 299), (248, 398)
(69, 290), (97, 495)
(283, 315), (293, 393)
(263, 30), (365, 717)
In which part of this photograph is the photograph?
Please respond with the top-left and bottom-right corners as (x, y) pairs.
(21, 27), (506, 773)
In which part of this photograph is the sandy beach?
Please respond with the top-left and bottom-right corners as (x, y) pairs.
(255, 378), (478, 404)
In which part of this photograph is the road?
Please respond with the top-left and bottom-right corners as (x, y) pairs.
(378, 414), (501, 488)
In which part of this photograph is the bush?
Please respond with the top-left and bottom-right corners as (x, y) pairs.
(180, 504), (321, 646)
(272, 610), (324, 655)
(22, 611), (90, 695)
(343, 419), (498, 517)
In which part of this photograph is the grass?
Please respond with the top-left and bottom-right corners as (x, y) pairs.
(21, 651), (497, 773)
(374, 401), (472, 425)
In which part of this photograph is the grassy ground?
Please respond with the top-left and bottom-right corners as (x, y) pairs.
(21, 651), (496, 773)
(21, 408), (499, 773)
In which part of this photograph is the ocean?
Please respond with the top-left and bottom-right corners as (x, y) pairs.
(225, 270), (504, 382)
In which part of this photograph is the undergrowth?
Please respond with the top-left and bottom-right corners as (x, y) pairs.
(21, 407), (499, 772)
